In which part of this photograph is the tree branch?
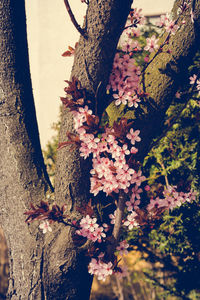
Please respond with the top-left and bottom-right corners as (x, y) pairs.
(64, 0), (87, 38)
(112, 191), (125, 242)
(132, 0), (200, 163)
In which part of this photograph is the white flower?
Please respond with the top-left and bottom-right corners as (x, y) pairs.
(39, 220), (52, 234)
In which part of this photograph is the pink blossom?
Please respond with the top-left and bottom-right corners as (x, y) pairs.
(116, 240), (129, 256)
(124, 211), (139, 230)
(88, 257), (113, 281)
(144, 35), (159, 53)
(126, 27), (141, 38)
(120, 144), (130, 156)
(109, 210), (117, 224)
(126, 189), (141, 211)
(80, 143), (91, 159)
(175, 92), (181, 99)
(121, 40), (134, 53)
(80, 215), (98, 232)
(156, 14), (169, 27)
(165, 20), (179, 35)
(156, 13), (179, 35)
(77, 215), (106, 243)
(130, 146), (138, 154)
(131, 185), (143, 200)
(131, 8), (146, 25)
(144, 185), (150, 191)
(131, 170), (146, 186)
(126, 128), (141, 145)
(147, 197), (165, 212)
(113, 90), (128, 106)
(128, 94), (141, 108)
(113, 53), (123, 69)
(39, 220), (52, 234)
(125, 199), (134, 212)
(189, 74), (197, 84)
(113, 156), (126, 169)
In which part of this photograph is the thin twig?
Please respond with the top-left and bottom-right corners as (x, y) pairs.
(95, 81), (102, 116)
(60, 219), (79, 229)
(112, 191), (125, 242)
(157, 159), (169, 186)
(106, 191), (126, 260)
(64, 0), (87, 38)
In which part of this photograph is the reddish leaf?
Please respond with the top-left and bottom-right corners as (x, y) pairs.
(76, 199), (95, 217)
(62, 50), (73, 57)
(24, 201), (68, 224)
(62, 44), (78, 57)
(112, 118), (134, 141)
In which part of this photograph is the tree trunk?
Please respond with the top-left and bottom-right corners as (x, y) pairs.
(0, 0), (52, 299)
(1, 0), (200, 299)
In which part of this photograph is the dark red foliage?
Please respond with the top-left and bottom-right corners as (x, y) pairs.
(64, 77), (85, 100)
(76, 199), (95, 217)
(61, 77), (94, 112)
(112, 118), (134, 141)
(24, 201), (67, 224)
(82, 114), (100, 133)
(57, 132), (81, 150)
(60, 96), (85, 110)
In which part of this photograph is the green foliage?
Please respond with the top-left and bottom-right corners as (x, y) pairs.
(144, 99), (200, 191)
(43, 121), (59, 185)
(126, 83), (200, 298)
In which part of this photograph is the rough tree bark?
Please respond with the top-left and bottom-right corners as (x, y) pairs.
(0, 0), (52, 299)
(0, 0), (200, 299)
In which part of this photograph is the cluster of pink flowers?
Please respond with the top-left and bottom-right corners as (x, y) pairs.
(107, 53), (141, 108)
(72, 108), (142, 196)
(147, 185), (196, 213)
(130, 8), (146, 26)
(26, 0), (198, 288)
(125, 185), (143, 212)
(125, 27), (141, 39)
(88, 256), (113, 281)
(156, 13), (179, 35)
(116, 240), (129, 256)
(76, 215), (106, 243)
(89, 127), (142, 195)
